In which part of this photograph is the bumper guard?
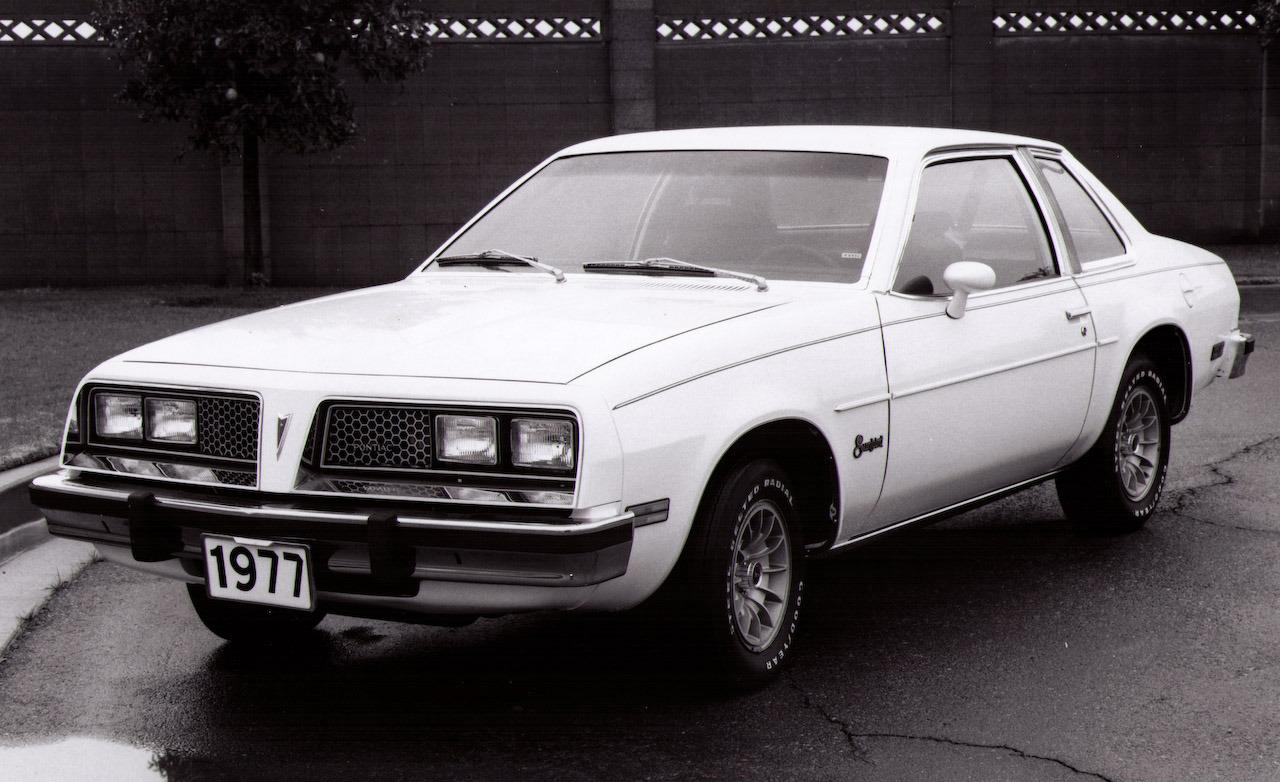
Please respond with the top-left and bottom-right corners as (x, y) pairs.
(30, 473), (633, 592)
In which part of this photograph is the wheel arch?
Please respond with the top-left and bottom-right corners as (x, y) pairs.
(1130, 323), (1192, 424)
(694, 418), (840, 552)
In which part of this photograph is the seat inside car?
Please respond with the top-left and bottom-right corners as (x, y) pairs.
(893, 210), (963, 295)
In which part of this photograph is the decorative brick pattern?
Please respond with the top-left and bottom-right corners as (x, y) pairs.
(993, 9), (1257, 35)
(0, 18), (101, 44)
(426, 16), (602, 41)
(0, 16), (602, 45)
(655, 13), (949, 41)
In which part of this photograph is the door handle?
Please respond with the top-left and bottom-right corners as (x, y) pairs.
(1065, 307), (1092, 320)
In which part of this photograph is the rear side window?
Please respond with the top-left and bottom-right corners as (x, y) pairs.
(1034, 157), (1125, 263)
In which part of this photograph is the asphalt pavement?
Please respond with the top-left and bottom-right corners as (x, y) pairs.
(0, 288), (1277, 781)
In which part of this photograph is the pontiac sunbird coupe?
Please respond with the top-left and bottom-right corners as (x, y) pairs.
(31, 126), (1253, 685)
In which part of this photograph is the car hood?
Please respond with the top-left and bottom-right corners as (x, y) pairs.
(118, 275), (788, 384)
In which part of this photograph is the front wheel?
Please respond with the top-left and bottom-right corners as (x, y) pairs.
(678, 459), (806, 687)
(1057, 356), (1171, 533)
(187, 584), (326, 644)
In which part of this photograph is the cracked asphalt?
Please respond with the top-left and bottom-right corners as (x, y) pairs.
(0, 287), (1277, 781)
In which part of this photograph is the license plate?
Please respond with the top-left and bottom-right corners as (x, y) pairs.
(202, 535), (315, 611)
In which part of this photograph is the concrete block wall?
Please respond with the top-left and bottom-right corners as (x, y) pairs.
(0, 45), (224, 286)
(266, 41), (612, 286)
(0, 0), (1273, 287)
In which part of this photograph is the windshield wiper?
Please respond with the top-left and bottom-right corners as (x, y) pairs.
(582, 257), (768, 292)
(434, 249), (565, 283)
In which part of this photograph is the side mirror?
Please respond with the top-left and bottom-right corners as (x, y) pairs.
(943, 261), (997, 319)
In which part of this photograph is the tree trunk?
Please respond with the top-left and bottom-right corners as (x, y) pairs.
(241, 128), (266, 286)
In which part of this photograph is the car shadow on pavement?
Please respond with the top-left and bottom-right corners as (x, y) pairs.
(137, 488), (1157, 778)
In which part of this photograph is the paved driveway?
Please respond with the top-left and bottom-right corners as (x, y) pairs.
(0, 288), (1277, 781)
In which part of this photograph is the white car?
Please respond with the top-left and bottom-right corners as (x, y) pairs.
(32, 126), (1253, 685)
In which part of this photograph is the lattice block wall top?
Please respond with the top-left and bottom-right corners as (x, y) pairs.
(994, 9), (1257, 34)
(0, 16), (601, 45)
(427, 16), (601, 40)
(656, 13), (949, 41)
(0, 19), (100, 43)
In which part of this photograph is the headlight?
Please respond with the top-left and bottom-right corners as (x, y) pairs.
(145, 398), (197, 444)
(435, 414), (498, 465)
(510, 418), (574, 470)
(94, 393), (143, 439)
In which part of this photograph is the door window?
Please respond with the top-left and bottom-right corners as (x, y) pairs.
(1033, 157), (1126, 263)
(894, 157), (1056, 295)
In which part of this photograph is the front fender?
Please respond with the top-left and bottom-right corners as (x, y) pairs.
(583, 328), (889, 610)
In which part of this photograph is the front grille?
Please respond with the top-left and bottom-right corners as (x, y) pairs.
(212, 469), (258, 487)
(197, 397), (260, 461)
(330, 479), (449, 499)
(322, 405), (432, 470)
(299, 401), (578, 506)
(68, 384), (261, 490)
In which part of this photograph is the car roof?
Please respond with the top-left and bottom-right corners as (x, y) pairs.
(557, 125), (1062, 161)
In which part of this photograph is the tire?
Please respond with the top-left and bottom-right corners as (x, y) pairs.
(1056, 356), (1171, 534)
(676, 459), (806, 688)
(187, 584), (326, 644)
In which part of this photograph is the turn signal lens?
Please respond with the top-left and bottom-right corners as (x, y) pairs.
(435, 415), (498, 465)
(94, 394), (143, 440)
(510, 418), (574, 470)
(145, 398), (197, 444)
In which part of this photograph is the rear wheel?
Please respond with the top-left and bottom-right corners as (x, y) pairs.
(676, 459), (806, 687)
(187, 584), (326, 644)
(1057, 356), (1171, 533)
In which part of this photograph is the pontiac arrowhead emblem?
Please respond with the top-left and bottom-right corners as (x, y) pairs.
(276, 414), (291, 460)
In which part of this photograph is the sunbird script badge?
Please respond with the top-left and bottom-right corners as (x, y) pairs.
(853, 434), (884, 459)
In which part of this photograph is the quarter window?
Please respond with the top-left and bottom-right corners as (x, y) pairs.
(894, 157), (1056, 296)
(1034, 157), (1125, 263)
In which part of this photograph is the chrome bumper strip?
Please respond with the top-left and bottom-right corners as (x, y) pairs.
(30, 472), (634, 536)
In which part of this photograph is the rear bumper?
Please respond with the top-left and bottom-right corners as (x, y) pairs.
(30, 472), (634, 611)
(1219, 329), (1255, 380)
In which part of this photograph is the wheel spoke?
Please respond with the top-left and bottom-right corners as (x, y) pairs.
(728, 498), (792, 651)
(744, 592), (776, 627)
(755, 585), (784, 605)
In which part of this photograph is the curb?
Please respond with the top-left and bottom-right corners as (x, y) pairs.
(0, 457), (96, 659)
(0, 520), (51, 568)
(0, 456), (57, 496)
(0, 538), (97, 658)
(0, 456), (59, 565)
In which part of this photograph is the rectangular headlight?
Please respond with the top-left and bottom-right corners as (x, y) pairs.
(510, 418), (574, 470)
(145, 397), (197, 444)
(94, 393), (142, 440)
(435, 414), (498, 465)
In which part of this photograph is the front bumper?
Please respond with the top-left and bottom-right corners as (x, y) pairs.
(30, 472), (634, 603)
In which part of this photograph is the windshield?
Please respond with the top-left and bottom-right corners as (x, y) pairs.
(428, 150), (889, 283)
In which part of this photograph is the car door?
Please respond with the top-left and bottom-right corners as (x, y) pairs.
(865, 152), (1096, 528)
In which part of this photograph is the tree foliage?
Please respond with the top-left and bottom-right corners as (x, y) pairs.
(92, 0), (434, 154)
(1257, 0), (1280, 46)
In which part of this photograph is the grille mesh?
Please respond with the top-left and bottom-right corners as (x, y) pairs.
(196, 397), (260, 461)
(212, 469), (257, 487)
(322, 406), (432, 469)
(330, 479), (448, 498)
